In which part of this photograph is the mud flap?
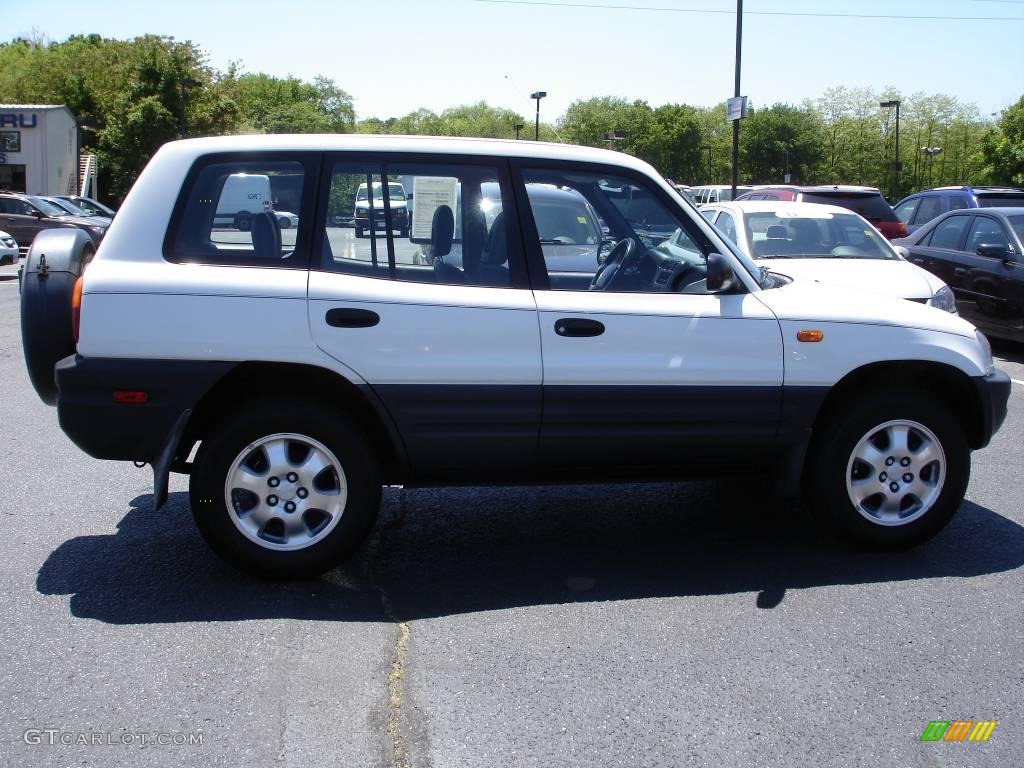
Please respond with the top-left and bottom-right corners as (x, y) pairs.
(152, 409), (191, 511)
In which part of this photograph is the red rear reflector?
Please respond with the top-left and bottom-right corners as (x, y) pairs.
(71, 276), (84, 342)
(113, 391), (149, 404)
(797, 330), (824, 343)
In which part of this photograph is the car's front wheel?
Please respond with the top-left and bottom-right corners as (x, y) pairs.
(189, 399), (381, 578)
(807, 390), (969, 549)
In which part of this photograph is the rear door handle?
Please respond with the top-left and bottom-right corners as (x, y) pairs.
(326, 308), (380, 328)
(555, 318), (605, 337)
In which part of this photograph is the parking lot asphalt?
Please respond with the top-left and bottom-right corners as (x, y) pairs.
(0, 272), (1021, 767)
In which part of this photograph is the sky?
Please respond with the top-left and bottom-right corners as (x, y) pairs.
(8, 0), (1024, 122)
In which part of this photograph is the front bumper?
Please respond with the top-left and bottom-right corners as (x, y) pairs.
(971, 369), (1011, 449)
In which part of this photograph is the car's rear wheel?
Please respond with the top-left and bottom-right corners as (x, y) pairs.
(235, 212), (252, 232)
(190, 399), (381, 578)
(278, 217), (291, 229)
(807, 390), (969, 549)
(354, 226), (364, 238)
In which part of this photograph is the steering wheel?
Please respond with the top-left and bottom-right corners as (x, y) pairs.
(590, 237), (639, 291)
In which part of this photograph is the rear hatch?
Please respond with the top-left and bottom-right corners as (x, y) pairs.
(799, 190), (905, 240)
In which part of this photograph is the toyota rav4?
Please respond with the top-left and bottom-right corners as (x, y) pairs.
(20, 135), (1011, 578)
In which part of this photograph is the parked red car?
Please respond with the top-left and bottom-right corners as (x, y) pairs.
(736, 185), (906, 240)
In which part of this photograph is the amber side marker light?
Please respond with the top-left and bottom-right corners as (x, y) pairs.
(112, 391), (149, 404)
(797, 330), (824, 342)
(71, 276), (84, 342)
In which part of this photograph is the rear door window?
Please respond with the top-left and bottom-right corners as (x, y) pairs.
(913, 196), (943, 225)
(926, 216), (969, 250)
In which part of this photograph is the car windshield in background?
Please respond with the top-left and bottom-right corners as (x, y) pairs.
(1008, 215), (1024, 243)
(46, 198), (90, 216)
(356, 183), (406, 201)
(800, 192), (897, 221)
(744, 211), (896, 259)
(27, 196), (68, 216)
(977, 194), (1024, 207)
(532, 199), (600, 244)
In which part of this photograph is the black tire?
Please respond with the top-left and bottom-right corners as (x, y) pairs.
(189, 399), (381, 578)
(235, 212), (252, 232)
(399, 226), (409, 239)
(354, 226), (364, 238)
(806, 389), (969, 549)
(278, 217), (291, 229)
(20, 228), (94, 405)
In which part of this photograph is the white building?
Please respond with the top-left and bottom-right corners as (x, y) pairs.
(0, 104), (78, 196)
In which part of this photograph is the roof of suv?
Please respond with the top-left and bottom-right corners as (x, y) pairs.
(162, 134), (658, 175)
(928, 186), (1024, 194)
(747, 184), (884, 194)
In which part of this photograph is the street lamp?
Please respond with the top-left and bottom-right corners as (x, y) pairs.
(880, 99), (901, 199)
(530, 91), (546, 141)
(514, 123), (524, 140)
(921, 146), (943, 187)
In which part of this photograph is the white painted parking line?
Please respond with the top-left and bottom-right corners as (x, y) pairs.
(1013, 379), (1024, 387)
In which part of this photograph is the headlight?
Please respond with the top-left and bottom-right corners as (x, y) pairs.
(1, 237), (15, 247)
(975, 330), (994, 374)
(928, 285), (957, 314)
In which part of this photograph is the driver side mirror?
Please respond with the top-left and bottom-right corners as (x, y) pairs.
(32, 210), (45, 219)
(706, 252), (743, 293)
(976, 243), (1014, 263)
(597, 238), (617, 265)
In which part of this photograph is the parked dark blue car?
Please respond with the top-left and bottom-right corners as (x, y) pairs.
(894, 186), (1024, 235)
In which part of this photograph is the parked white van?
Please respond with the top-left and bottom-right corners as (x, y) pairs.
(215, 173), (272, 231)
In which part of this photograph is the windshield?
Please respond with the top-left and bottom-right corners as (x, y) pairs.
(356, 183), (406, 202)
(27, 196), (69, 216)
(744, 210), (897, 259)
(47, 198), (90, 216)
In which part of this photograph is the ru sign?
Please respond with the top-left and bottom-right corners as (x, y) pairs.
(0, 114), (38, 128)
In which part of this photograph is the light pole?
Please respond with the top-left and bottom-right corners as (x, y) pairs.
(514, 123), (524, 140)
(731, 0), (743, 198)
(700, 144), (712, 181)
(880, 99), (901, 199)
(921, 146), (943, 187)
(530, 91), (546, 141)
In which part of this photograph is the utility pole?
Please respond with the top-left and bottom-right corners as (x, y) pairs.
(880, 100), (901, 199)
(730, 0), (743, 198)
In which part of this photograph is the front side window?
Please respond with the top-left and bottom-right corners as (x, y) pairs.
(322, 161), (517, 288)
(715, 211), (738, 243)
(169, 159), (306, 265)
(521, 167), (752, 293)
(926, 215), (969, 250)
(913, 196), (943, 225)
(965, 217), (1011, 252)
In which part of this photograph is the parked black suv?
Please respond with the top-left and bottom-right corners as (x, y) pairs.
(894, 186), (1024, 235)
(0, 192), (109, 252)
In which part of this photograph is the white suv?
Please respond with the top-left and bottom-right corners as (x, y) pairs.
(20, 135), (1011, 578)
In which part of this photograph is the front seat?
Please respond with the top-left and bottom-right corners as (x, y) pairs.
(787, 219), (821, 255)
(477, 212), (509, 286)
(430, 205), (465, 283)
(251, 211), (281, 258)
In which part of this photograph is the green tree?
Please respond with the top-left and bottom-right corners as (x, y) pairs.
(740, 103), (825, 184)
(981, 96), (1024, 186)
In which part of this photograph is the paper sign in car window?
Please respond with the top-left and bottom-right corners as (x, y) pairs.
(412, 177), (458, 240)
(577, 216), (587, 224)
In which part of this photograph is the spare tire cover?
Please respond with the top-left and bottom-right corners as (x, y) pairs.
(21, 228), (93, 405)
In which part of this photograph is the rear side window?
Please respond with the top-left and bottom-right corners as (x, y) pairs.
(926, 216), (969, 250)
(168, 159), (308, 265)
(801, 192), (896, 221)
(320, 160), (520, 288)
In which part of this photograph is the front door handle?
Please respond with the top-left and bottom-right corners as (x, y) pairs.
(326, 308), (380, 328)
(954, 268), (967, 276)
(555, 318), (605, 337)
